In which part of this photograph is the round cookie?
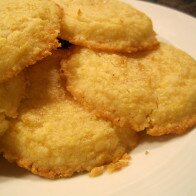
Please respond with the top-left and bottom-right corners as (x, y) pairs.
(0, 51), (138, 179)
(54, 0), (158, 53)
(0, 0), (61, 82)
(0, 73), (25, 136)
(61, 43), (196, 136)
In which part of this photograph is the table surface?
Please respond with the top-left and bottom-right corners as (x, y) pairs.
(142, 0), (196, 17)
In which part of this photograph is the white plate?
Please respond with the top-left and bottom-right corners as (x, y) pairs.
(0, 1), (195, 196)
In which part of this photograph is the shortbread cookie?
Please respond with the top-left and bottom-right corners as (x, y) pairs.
(61, 43), (196, 136)
(0, 0), (61, 82)
(0, 51), (138, 178)
(55, 0), (158, 53)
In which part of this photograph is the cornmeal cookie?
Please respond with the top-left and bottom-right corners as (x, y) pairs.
(0, 51), (138, 179)
(54, 0), (158, 53)
(0, 73), (25, 136)
(61, 43), (196, 136)
(0, 0), (61, 82)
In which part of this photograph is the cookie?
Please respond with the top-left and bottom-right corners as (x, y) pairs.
(0, 0), (61, 82)
(54, 0), (158, 53)
(0, 51), (138, 178)
(61, 43), (196, 136)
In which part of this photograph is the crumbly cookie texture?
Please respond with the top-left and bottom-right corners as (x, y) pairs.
(0, 73), (25, 136)
(0, 0), (61, 82)
(0, 51), (138, 179)
(54, 0), (158, 53)
(0, 114), (9, 137)
(61, 43), (196, 136)
(89, 153), (130, 177)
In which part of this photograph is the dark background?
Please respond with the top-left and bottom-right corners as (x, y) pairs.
(142, 0), (196, 17)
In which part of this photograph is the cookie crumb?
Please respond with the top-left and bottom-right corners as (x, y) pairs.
(89, 166), (105, 177)
(145, 150), (149, 155)
(107, 153), (130, 173)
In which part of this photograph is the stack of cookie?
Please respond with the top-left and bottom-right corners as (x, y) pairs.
(0, 0), (195, 179)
